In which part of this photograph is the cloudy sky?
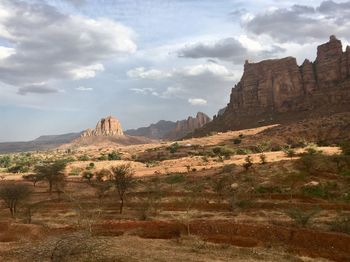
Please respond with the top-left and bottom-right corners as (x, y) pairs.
(1, 0), (350, 141)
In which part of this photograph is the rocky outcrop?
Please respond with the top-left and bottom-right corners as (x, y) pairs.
(166, 112), (211, 140)
(125, 112), (211, 140)
(125, 121), (176, 140)
(189, 36), (350, 137)
(81, 116), (123, 137)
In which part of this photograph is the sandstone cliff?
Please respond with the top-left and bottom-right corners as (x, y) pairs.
(190, 36), (350, 137)
(125, 112), (211, 140)
(165, 112), (211, 140)
(81, 116), (123, 137)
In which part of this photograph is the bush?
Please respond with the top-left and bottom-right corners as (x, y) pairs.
(168, 142), (180, 154)
(243, 156), (253, 171)
(78, 155), (90, 161)
(97, 154), (108, 161)
(233, 138), (241, 145)
(212, 146), (235, 159)
(282, 145), (296, 159)
(0, 155), (11, 168)
(108, 151), (121, 161)
(259, 154), (267, 164)
(285, 208), (319, 227)
(82, 171), (94, 183)
(301, 182), (336, 199)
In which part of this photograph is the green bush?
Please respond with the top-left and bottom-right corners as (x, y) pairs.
(168, 142), (180, 154)
(108, 151), (121, 160)
(0, 155), (11, 168)
(78, 154), (90, 161)
(301, 182), (336, 199)
(212, 146), (235, 159)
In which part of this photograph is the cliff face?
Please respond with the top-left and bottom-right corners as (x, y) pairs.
(125, 120), (176, 140)
(166, 112), (211, 140)
(81, 116), (123, 137)
(191, 36), (350, 137)
(125, 112), (211, 140)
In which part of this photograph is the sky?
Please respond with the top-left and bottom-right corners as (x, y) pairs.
(1, 0), (350, 141)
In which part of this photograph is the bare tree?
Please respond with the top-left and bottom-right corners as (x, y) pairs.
(34, 160), (67, 194)
(0, 183), (31, 217)
(110, 164), (135, 214)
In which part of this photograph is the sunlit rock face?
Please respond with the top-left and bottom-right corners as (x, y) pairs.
(190, 36), (350, 137)
(81, 116), (124, 137)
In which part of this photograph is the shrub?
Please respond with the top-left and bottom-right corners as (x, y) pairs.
(236, 148), (253, 155)
(243, 156), (253, 171)
(97, 154), (108, 161)
(301, 182), (336, 199)
(212, 146), (235, 159)
(168, 142), (180, 153)
(233, 138), (241, 145)
(282, 145), (296, 159)
(259, 154), (267, 165)
(69, 167), (83, 177)
(0, 155), (11, 168)
(108, 151), (121, 161)
(285, 208), (319, 227)
(78, 155), (89, 161)
(82, 171), (94, 183)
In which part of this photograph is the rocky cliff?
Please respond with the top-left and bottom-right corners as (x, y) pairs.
(81, 116), (124, 137)
(125, 112), (211, 140)
(190, 36), (350, 137)
(166, 112), (211, 140)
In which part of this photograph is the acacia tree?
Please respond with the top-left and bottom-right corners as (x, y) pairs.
(110, 164), (135, 214)
(0, 183), (31, 217)
(35, 160), (67, 194)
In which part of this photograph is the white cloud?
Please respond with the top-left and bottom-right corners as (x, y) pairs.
(76, 86), (93, 91)
(188, 98), (207, 106)
(0, 0), (136, 94)
(127, 67), (170, 80)
(127, 62), (234, 80)
(0, 46), (15, 60)
(70, 64), (105, 80)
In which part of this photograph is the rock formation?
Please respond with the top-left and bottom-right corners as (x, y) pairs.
(125, 120), (176, 140)
(81, 116), (124, 137)
(189, 36), (350, 137)
(166, 112), (211, 140)
(125, 112), (211, 140)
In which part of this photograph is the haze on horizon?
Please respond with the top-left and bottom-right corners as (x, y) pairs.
(1, 0), (350, 142)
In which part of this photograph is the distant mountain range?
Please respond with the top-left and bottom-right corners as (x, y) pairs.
(0, 112), (211, 153)
(125, 112), (211, 140)
(0, 133), (81, 153)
